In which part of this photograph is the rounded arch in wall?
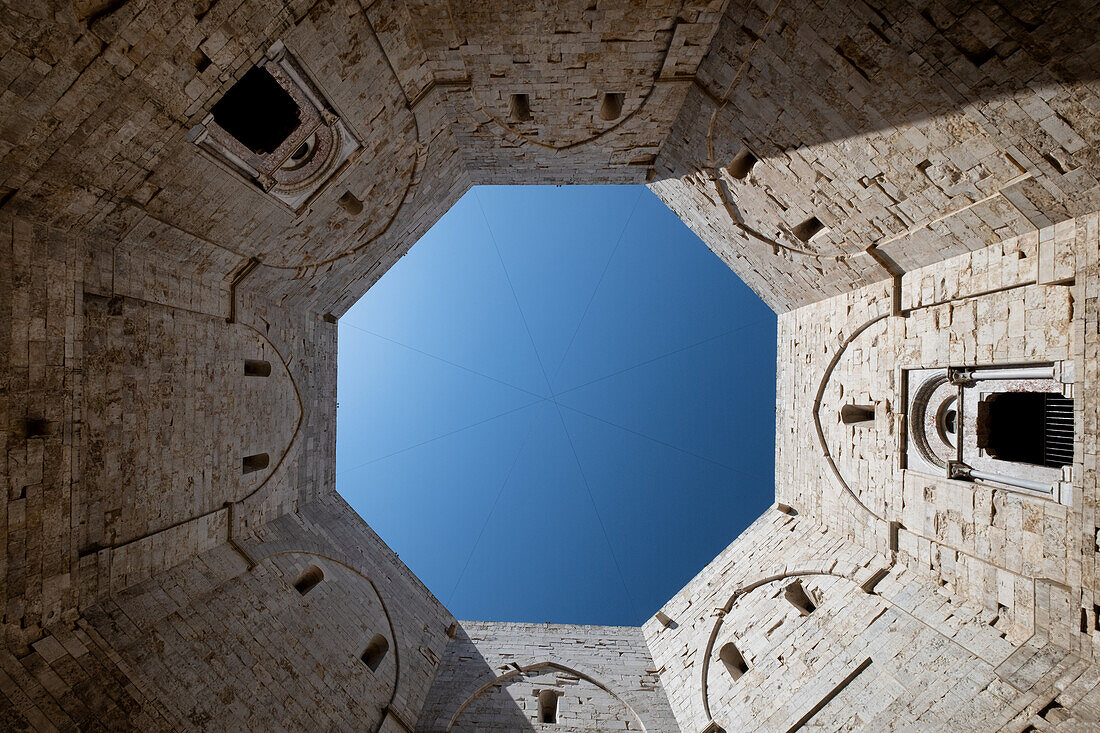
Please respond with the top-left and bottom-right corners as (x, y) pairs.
(811, 311), (891, 521)
(441, 0), (683, 152)
(697, 569), (870, 728)
(253, 548), (404, 726)
(447, 660), (647, 732)
(80, 297), (303, 550)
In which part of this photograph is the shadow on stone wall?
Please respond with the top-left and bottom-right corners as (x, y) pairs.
(415, 624), (534, 732)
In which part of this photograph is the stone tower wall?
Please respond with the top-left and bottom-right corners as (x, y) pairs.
(417, 621), (678, 732)
(2, 0), (1100, 730)
(652, 0), (1099, 311)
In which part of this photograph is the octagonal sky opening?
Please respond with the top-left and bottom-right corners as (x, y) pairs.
(336, 185), (776, 626)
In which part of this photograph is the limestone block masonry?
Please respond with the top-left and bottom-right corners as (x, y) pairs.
(1, 0), (1099, 730)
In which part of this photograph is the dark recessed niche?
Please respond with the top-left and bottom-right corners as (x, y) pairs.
(338, 191), (364, 216)
(784, 580), (817, 615)
(792, 215), (825, 242)
(538, 689), (559, 724)
(191, 48), (211, 73)
(599, 92), (624, 121)
(22, 418), (50, 439)
(212, 67), (301, 155)
(840, 403), (875, 425)
(242, 453), (270, 474)
(509, 93), (532, 122)
(361, 634), (389, 672)
(719, 641), (749, 680)
(293, 565), (324, 595)
(244, 359), (272, 377)
(727, 147), (758, 179)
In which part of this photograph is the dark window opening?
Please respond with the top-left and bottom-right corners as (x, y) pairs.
(212, 66), (301, 154)
(784, 580), (817, 615)
(509, 93), (532, 122)
(361, 634), (389, 672)
(293, 565), (324, 595)
(983, 392), (1074, 468)
(598, 92), (624, 121)
(943, 408), (957, 435)
(22, 417), (50, 439)
(1039, 698), (1066, 723)
(538, 689), (559, 724)
(727, 147), (758, 179)
(191, 49), (211, 73)
(840, 404), (875, 425)
(242, 453), (269, 474)
(792, 215), (825, 242)
(244, 359), (271, 377)
(719, 642), (749, 680)
(338, 191), (364, 215)
(860, 568), (889, 594)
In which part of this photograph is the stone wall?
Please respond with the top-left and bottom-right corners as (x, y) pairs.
(645, 506), (1100, 731)
(652, 0), (1100, 312)
(417, 621), (677, 732)
(2, 0), (1100, 730)
(0, 493), (454, 731)
(776, 216), (1093, 648)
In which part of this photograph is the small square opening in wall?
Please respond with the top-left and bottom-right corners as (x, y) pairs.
(784, 580), (817, 615)
(509, 93), (532, 122)
(242, 453), (270, 474)
(537, 689), (559, 724)
(599, 92), (624, 121)
(727, 147), (758, 179)
(361, 634), (389, 672)
(791, 216), (826, 242)
(293, 565), (324, 595)
(212, 66), (301, 154)
(719, 641), (749, 680)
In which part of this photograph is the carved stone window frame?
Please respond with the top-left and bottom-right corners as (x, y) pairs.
(900, 361), (1075, 505)
(188, 41), (361, 213)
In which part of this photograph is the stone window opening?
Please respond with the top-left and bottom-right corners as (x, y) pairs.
(21, 417), (50, 439)
(598, 92), (624, 121)
(211, 66), (301, 155)
(792, 215), (826, 242)
(361, 634), (389, 672)
(281, 133), (317, 172)
(509, 93), (532, 122)
(192, 42), (362, 211)
(242, 453), (270, 474)
(338, 191), (364, 215)
(719, 641), (749, 680)
(244, 359), (271, 377)
(982, 392), (1074, 468)
(293, 565), (324, 595)
(727, 147), (758, 179)
(191, 49), (211, 73)
(840, 403), (875, 426)
(784, 580), (817, 616)
(537, 689), (561, 724)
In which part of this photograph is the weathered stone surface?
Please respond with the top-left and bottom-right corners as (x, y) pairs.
(1, 0), (1099, 730)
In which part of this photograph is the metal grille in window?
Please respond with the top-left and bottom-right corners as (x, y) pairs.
(1044, 394), (1074, 467)
(986, 392), (1074, 468)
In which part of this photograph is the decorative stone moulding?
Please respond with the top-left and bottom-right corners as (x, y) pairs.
(188, 41), (361, 212)
(903, 361), (1076, 505)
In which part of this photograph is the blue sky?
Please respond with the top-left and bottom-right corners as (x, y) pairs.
(336, 185), (776, 626)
